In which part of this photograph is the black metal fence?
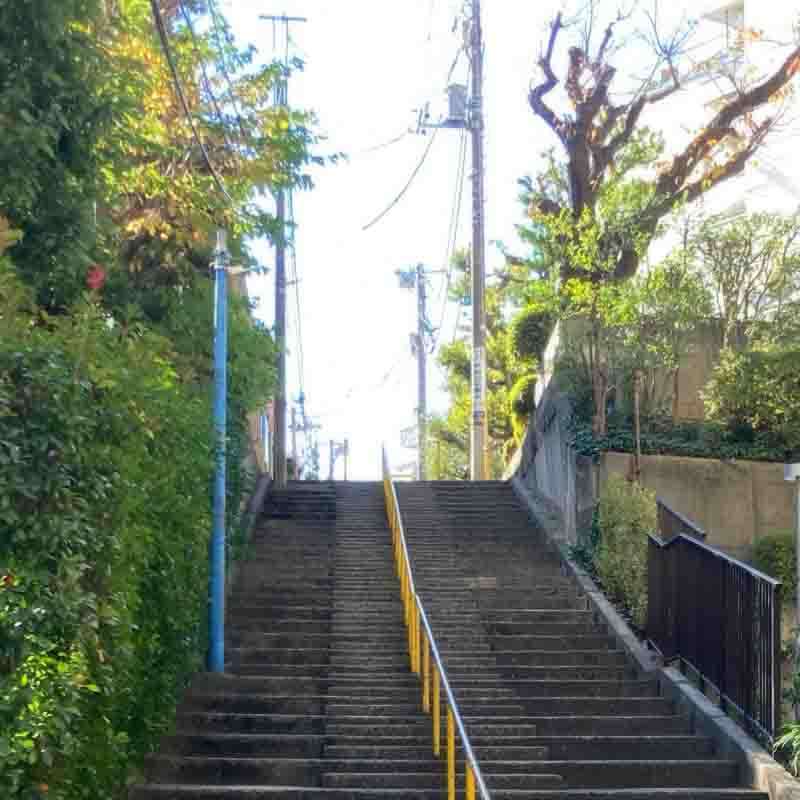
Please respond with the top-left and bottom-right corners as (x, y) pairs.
(656, 498), (707, 541)
(647, 508), (782, 741)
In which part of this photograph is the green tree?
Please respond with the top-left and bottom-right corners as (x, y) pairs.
(528, 2), (800, 282)
(685, 212), (800, 350)
(429, 252), (537, 478)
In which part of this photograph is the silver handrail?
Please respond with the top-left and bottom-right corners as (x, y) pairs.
(382, 446), (492, 800)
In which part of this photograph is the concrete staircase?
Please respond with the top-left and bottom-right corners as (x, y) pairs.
(130, 481), (447, 799)
(395, 480), (770, 800)
(129, 477), (770, 800)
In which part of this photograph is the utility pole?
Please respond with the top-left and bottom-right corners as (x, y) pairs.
(469, 0), (487, 481)
(398, 265), (436, 481)
(343, 439), (349, 481)
(329, 440), (335, 481)
(274, 181), (288, 487)
(290, 405), (298, 472)
(416, 264), (427, 481)
(262, 13), (307, 489)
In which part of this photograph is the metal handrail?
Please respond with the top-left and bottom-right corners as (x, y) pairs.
(382, 447), (492, 800)
(648, 531), (781, 586)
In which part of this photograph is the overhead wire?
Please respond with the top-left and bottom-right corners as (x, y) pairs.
(361, 127), (440, 231)
(430, 126), (468, 356)
(150, 0), (234, 206)
(356, 130), (411, 155)
(287, 190), (305, 403)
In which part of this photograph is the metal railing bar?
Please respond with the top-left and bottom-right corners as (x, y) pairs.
(382, 447), (492, 800)
(657, 497), (707, 539)
(416, 598), (493, 800)
(648, 532), (782, 586)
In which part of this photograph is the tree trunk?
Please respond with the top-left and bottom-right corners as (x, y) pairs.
(633, 369), (642, 483)
(671, 367), (680, 423)
(592, 362), (608, 436)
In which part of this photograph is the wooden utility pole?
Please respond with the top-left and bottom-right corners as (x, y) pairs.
(273, 176), (287, 487)
(416, 264), (427, 481)
(469, 0), (487, 481)
(263, 13), (307, 488)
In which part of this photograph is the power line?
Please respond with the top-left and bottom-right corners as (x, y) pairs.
(356, 130), (411, 155)
(362, 128), (439, 231)
(287, 190), (305, 400)
(150, 0), (234, 206)
(430, 127), (468, 355)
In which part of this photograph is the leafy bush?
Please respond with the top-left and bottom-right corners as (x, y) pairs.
(569, 413), (792, 464)
(595, 475), (656, 628)
(510, 305), (552, 362)
(753, 531), (796, 605)
(0, 265), (275, 799)
(703, 348), (800, 461)
(509, 374), (537, 442)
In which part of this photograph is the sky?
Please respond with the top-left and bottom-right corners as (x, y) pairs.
(223, 0), (798, 480)
(227, 0), (555, 479)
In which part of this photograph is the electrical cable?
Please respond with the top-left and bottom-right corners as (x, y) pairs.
(150, 0), (234, 206)
(430, 127), (468, 356)
(178, 0), (238, 158)
(362, 128), (439, 231)
(356, 130), (411, 155)
(287, 190), (305, 402)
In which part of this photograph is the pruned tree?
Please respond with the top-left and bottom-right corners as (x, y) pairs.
(687, 211), (800, 349)
(528, 1), (800, 281)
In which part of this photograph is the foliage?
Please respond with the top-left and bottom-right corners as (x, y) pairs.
(775, 725), (800, 776)
(0, 258), (275, 799)
(510, 305), (552, 363)
(595, 475), (657, 629)
(685, 212), (800, 350)
(569, 413), (794, 464)
(0, 0), (112, 311)
(528, 2), (800, 283)
(428, 251), (538, 478)
(703, 347), (800, 460)
(509, 374), (537, 442)
(752, 531), (796, 605)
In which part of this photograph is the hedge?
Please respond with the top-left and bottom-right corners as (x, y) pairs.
(753, 531), (796, 605)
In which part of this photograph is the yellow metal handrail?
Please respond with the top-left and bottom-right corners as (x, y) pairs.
(382, 447), (492, 800)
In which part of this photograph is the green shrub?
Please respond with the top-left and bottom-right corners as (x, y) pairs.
(595, 475), (657, 628)
(703, 348), (800, 460)
(0, 266), (275, 799)
(510, 305), (552, 362)
(509, 374), (537, 442)
(753, 531), (796, 605)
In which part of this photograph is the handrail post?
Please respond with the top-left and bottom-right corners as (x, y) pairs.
(413, 605), (421, 674)
(467, 764), (476, 800)
(447, 707), (455, 800)
(423, 635), (431, 711)
(433, 665), (441, 756)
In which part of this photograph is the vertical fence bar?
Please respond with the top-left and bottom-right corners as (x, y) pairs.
(423, 635), (431, 711)
(433, 665), (441, 756)
(773, 582), (782, 736)
(467, 763), (476, 800)
(414, 605), (421, 674)
(648, 527), (782, 739)
(447, 707), (455, 800)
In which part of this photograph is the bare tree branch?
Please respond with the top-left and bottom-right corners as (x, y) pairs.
(529, 13), (566, 144)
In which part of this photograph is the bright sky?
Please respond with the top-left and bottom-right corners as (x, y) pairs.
(228, 0), (555, 479)
(225, 0), (797, 480)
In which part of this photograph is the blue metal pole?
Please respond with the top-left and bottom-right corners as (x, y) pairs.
(209, 229), (228, 672)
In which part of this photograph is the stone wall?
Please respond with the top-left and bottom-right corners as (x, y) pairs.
(601, 451), (794, 561)
(508, 382), (595, 546)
